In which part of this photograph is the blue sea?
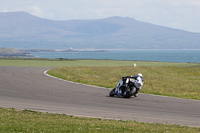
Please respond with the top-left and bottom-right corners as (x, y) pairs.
(32, 50), (200, 63)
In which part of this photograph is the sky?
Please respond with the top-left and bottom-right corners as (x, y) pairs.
(1, 0), (200, 33)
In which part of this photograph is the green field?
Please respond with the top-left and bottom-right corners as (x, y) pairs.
(0, 58), (200, 132)
(0, 58), (198, 67)
(0, 108), (199, 133)
(43, 59), (200, 100)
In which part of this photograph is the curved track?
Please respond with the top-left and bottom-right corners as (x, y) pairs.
(0, 66), (200, 127)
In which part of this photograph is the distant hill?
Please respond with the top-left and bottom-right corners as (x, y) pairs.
(0, 47), (21, 54)
(0, 47), (32, 57)
(0, 11), (200, 49)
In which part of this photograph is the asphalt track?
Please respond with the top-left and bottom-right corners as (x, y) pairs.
(0, 66), (200, 127)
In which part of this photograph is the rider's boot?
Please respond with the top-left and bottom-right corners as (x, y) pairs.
(134, 88), (140, 97)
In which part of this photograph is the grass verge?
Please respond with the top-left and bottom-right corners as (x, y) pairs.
(0, 108), (199, 133)
(1, 58), (199, 100)
(48, 65), (200, 100)
(0, 57), (199, 67)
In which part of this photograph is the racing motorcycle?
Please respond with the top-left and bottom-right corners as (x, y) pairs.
(109, 76), (137, 98)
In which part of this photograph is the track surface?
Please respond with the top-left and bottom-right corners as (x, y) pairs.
(0, 66), (200, 127)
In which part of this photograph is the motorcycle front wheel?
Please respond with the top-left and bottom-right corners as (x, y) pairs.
(109, 88), (116, 97)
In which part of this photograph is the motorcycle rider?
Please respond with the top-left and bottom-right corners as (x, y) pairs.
(115, 73), (144, 97)
(131, 73), (144, 97)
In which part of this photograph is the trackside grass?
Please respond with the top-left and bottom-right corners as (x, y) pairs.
(48, 66), (200, 100)
(0, 58), (199, 67)
(1, 58), (199, 99)
(0, 108), (199, 133)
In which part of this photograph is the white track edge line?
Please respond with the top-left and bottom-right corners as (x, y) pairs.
(44, 70), (110, 90)
(43, 70), (200, 102)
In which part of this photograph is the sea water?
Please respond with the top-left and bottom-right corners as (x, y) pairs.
(32, 50), (200, 63)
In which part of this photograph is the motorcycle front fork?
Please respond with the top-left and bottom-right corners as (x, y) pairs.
(115, 86), (122, 94)
(115, 80), (123, 94)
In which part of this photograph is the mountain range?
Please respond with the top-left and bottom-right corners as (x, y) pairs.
(0, 11), (200, 49)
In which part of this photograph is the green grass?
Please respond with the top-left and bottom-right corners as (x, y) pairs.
(0, 108), (199, 133)
(48, 65), (200, 100)
(0, 57), (199, 67)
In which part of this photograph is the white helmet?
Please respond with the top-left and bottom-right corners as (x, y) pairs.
(137, 73), (143, 77)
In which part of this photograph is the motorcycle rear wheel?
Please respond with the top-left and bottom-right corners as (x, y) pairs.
(123, 87), (136, 98)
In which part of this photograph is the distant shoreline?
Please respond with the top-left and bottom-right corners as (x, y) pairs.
(31, 50), (200, 63)
(20, 49), (110, 53)
(94, 49), (200, 51)
(27, 48), (200, 52)
(0, 53), (33, 58)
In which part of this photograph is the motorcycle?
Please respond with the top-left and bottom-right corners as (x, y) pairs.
(109, 76), (137, 98)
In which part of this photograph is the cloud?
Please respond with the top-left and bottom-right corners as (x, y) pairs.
(28, 6), (54, 19)
(29, 6), (43, 16)
(3, 10), (8, 12)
